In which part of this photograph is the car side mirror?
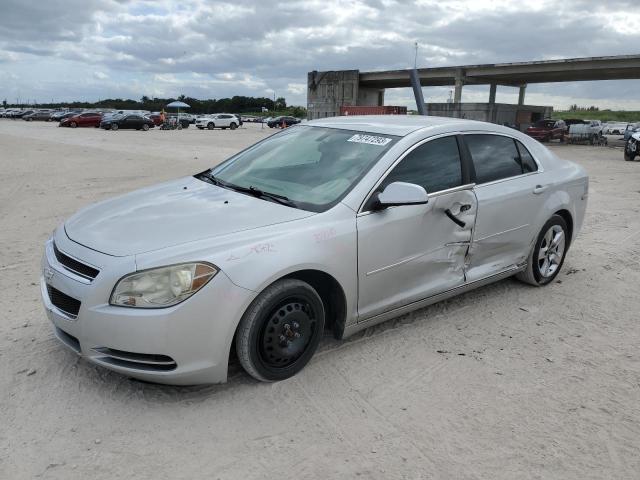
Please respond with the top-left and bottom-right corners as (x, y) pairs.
(373, 182), (429, 210)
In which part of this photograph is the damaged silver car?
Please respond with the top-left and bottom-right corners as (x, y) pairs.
(42, 116), (588, 384)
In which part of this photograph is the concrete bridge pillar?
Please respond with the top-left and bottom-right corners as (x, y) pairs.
(489, 83), (497, 104)
(454, 69), (465, 103)
(518, 84), (527, 105)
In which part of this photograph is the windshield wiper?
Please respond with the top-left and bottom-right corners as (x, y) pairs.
(197, 172), (296, 207)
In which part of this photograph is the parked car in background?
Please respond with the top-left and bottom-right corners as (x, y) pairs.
(525, 119), (567, 142)
(267, 116), (301, 128)
(624, 131), (640, 161)
(624, 123), (640, 142)
(605, 122), (629, 135)
(195, 113), (240, 130)
(59, 112), (102, 128)
(10, 109), (35, 119)
(41, 116), (588, 385)
(23, 110), (54, 121)
(567, 121), (607, 145)
(100, 114), (155, 131)
(50, 111), (80, 122)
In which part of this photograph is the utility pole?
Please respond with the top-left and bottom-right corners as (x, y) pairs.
(414, 42), (418, 69)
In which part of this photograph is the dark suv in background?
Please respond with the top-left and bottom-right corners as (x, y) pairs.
(267, 116), (301, 128)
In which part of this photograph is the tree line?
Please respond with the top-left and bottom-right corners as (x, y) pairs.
(2, 95), (307, 117)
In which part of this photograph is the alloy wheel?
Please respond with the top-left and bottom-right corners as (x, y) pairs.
(538, 225), (565, 278)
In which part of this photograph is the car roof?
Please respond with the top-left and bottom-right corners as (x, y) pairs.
(307, 115), (519, 137)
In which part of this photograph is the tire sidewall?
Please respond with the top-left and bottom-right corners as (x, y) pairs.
(238, 280), (325, 381)
(531, 215), (569, 285)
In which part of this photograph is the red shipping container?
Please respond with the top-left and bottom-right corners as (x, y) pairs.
(340, 106), (407, 116)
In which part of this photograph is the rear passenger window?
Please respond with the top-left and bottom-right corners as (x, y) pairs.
(382, 136), (462, 193)
(465, 134), (523, 183)
(515, 140), (538, 173)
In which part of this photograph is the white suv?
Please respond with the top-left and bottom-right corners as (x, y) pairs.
(195, 113), (240, 130)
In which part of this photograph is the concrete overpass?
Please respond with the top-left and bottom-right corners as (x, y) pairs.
(307, 55), (640, 119)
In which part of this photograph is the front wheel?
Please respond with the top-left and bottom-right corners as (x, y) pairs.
(111, 123), (118, 131)
(207, 123), (214, 130)
(624, 140), (636, 161)
(230, 122), (237, 130)
(70, 121), (77, 128)
(236, 279), (325, 382)
(516, 215), (569, 286)
(142, 123), (149, 131)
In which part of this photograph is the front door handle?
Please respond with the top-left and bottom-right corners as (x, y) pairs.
(533, 185), (548, 195)
(445, 209), (466, 228)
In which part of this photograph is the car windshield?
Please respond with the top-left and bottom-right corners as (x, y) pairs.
(207, 125), (399, 212)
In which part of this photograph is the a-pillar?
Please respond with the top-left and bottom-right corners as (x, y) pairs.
(518, 84), (527, 105)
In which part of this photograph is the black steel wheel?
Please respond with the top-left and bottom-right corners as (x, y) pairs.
(236, 279), (325, 382)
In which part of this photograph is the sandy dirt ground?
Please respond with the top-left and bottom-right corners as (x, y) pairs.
(1, 121), (639, 479)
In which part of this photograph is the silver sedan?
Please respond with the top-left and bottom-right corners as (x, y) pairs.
(41, 116), (588, 384)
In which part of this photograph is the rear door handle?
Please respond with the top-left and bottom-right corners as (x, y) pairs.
(533, 185), (548, 195)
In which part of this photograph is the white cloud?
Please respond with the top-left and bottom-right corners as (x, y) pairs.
(0, 0), (639, 108)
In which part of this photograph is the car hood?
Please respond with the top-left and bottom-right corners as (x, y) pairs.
(64, 176), (315, 256)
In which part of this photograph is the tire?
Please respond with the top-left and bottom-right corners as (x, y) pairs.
(111, 123), (118, 131)
(70, 121), (77, 128)
(230, 122), (237, 130)
(236, 279), (325, 382)
(516, 214), (569, 286)
(207, 123), (214, 130)
(142, 123), (149, 131)
(624, 141), (636, 161)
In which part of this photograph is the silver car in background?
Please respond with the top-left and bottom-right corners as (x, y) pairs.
(41, 116), (588, 385)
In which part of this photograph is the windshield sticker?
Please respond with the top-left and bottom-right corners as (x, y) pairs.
(347, 134), (392, 146)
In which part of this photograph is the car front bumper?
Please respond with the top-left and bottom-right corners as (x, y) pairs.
(40, 233), (256, 385)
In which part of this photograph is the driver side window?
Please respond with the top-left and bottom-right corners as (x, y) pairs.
(381, 136), (463, 194)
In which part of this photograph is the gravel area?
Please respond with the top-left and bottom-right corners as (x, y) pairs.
(1, 121), (639, 479)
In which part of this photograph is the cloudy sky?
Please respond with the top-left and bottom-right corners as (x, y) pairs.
(1, 0), (639, 109)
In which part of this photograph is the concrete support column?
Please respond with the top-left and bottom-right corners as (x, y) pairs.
(518, 84), (527, 105)
(454, 69), (464, 104)
(489, 83), (497, 104)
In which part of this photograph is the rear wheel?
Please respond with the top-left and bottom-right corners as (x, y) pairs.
(236, 279), (325, 382)
(70, 121), (77, 128)
(111, 123), (118, 131)
(230, 122), (237, 130)
(516, 215), (568, 286)
(207, 123), (214, 130)
(142, 123), (149, 131)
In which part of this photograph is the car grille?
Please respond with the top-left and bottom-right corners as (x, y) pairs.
(92, 347), (177, 372)
(46, 285), (81, 318)
(53, 243), (99, 280)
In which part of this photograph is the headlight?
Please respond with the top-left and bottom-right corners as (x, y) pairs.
(110, 263), (218, 308)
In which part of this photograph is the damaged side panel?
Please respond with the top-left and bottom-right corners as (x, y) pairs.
(356, 188), (477, 321)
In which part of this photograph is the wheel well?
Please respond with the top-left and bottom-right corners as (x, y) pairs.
(283, 270), (347, 339)
(554, 209), (573, 246)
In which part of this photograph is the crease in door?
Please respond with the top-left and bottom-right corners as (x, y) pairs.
(365, 245), (449, 276)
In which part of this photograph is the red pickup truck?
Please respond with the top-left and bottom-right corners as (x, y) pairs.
(526, 119), (567, 142)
